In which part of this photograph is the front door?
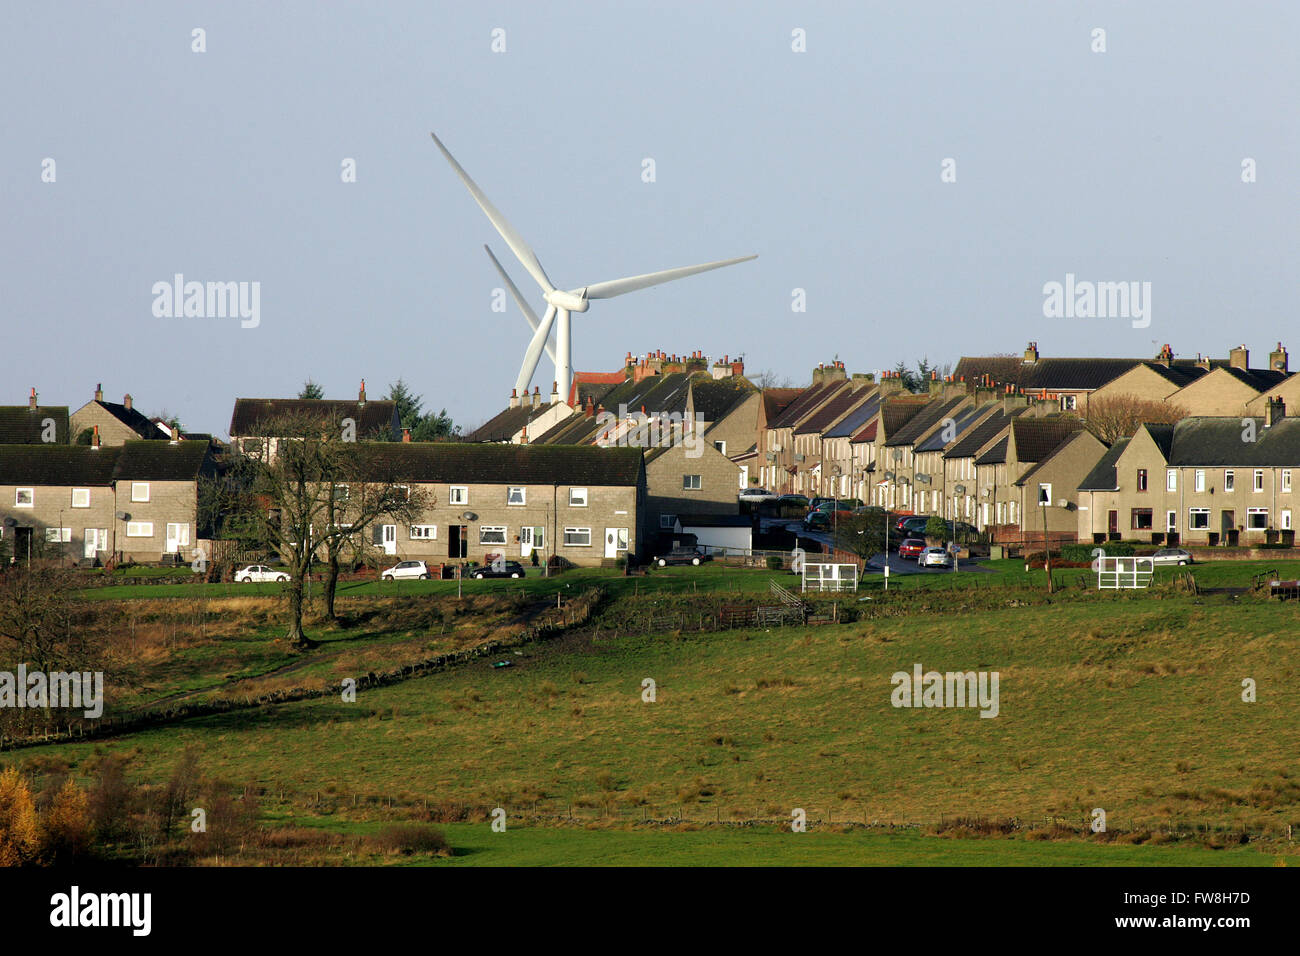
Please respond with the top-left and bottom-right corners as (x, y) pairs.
(84, 528), (101, 559)
(448, 525), (467, 559)
(604, 527), (628, 558)
(1221, 510), (1237, 546)
(165, 522), (189, 554)
(520, 525), (544, 558)
(381, 524), (396, 555)
(1107, 510), (1118, 537)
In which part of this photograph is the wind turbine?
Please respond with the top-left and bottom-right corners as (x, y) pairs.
(430, 131), (756, 401)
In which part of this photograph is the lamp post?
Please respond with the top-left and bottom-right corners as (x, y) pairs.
(1039, 486), (1053, 594)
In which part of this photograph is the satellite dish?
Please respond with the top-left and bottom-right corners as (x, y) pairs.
(115, 512), (130, 520)
(2, 517), (15, 528)
(460, 512), (477, 522)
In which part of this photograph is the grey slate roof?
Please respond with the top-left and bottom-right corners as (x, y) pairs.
(915, 403), (993, 453)
(943, 408), (1023, 459)
(1167, 417), (1300, 466)
(885, 396), (967, 447)
(975, 436), (1009, 466)
(355, 442), (644, 485)
(0, 406), (70, 443)
(825, 394), (880, 438)
(229, 399), (400, 439)
(1077, 438), (1130, 491)
(0, 445), (121, 485)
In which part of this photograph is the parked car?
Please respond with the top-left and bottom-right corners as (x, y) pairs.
(739, 488), (778, 503)
(655, 547), (711, 567)
(920, 547), (954, 568)
(898, 538), (926, 560)
(471, 560), (526, 579)
(381, 560), (432, 581)
(1149, 547), (1193, 566)
(895, 515), (930, 535)
(802, 511), (831, 531)
(236, 564), (289, 583)
(777, 494), (810, 508)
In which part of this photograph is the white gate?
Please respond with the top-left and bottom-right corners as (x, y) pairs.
(1097, 555), (1154, 589)
(802, 562), (859, 592)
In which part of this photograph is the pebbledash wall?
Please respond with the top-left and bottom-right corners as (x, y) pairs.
(365, 479), (643, 566)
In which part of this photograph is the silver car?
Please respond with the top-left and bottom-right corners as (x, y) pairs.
(1149, 547), (1193, 566)
(919, 547), (954, 569)
(236, 564), (289, 583)
(381, 560), (432, 580)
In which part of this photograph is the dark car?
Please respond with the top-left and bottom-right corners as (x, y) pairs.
(898, 538), (926, 560)
(471, 560), (526, 579)
(802, 511), (831, 531)
(777, 494), (810, 508)
(655, 547), (711, 567)
(895, 515), (930, 535)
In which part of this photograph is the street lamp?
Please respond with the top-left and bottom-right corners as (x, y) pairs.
(1038, 485), (1053, 594)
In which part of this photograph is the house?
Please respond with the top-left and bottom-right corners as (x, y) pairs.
(954, 342), (1151, 412)
(972, 416), (1084, 537)
(0, 435), (215, 564)
(348, 443), (647, 566)
(70, 385), (165, 445)
(671, 514), (753, 552)
(1162, 345), (1289, 417)
(643, 441), (740, 538)
(1077, 400), (1300, 547)
(1010, 428), (1107, 545)
(0, 389), (70, 444)
(228, 381), (401, 458)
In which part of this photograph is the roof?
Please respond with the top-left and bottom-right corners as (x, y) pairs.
(1077, 438), (1129, 491)
(676, 514), (752, 528)
(463, 403), (549, 443)
(690, 376), (756, 423)
(885, 396), (967, 447)
(975, 436), (1009, 466)
(1010, 417), (1085, 463)
(229, 399), (399, 438)
(794, 385), (870, 435)
(1015, 429), (1102, 486)
(954, 356), (1151, 392)
(93, 400), (163, 440)
(769, 381), (845, 428)
(1167, 417), (1300, 466)
(825, 394), (881, 438)
(0, 445), (121, 485)
(1218, 366), (1290, 392)
(0, 406), (70, 444)
(877, 396), (930, 441)
(761, 388), (804, 422)
(113, 441), (214, 481)
(943, 408), (1022, 459)
(354, 443), (645, 485)
(915, 403), (994, 453)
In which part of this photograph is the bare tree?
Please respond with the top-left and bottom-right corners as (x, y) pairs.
(1083, 394), (1188, 444)
(752, 368), (795, 389)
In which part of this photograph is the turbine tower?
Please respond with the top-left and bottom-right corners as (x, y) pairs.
(430, 131), (756, 401)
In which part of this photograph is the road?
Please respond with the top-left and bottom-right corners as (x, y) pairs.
(764, 518), (995, 576)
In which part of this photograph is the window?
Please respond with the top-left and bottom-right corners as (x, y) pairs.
(1247, 508), (1268, 530)
(1253, 470), (1264, 492)
(1283, 510), (1292, 531)
(506, 486), (526, 505)
(14, 488), (33, 508)
(166, 523), (191, 546)
(1036, 483), (1052, 506)
(1189, 508), (1210, 530)
(409, 525), (438, 539)
(683, 474), (702, 490)
(659, 514), (676, 529)
(1060, 394), (1076, 411)
(44, 528), (71, 543)
(1284, 470), (1293, 493)
(131, 482), (150, 502)
(1166, 470), (1177, 492)
(569, 487), (587, 507)
(449, 486), (468, 505)
(1166, 510), (1177, 532)
(1136, 469), (1148, 492)
(563, 527), (592, 547)
(479, 526), (507, 545)
(1224, 470), (1234, 492)
(713, 440), (726, 455)
(1194, 470), (1205, 493)
(71, 488), (91, 508)
(333, 484), (349, 502)
(1130, 508), (1153, 531)
(126, 521), (154, 537)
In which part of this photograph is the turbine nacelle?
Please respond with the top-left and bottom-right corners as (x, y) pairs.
(544, 289), (589, 313)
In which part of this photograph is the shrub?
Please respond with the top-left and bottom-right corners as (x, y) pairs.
(0, 768), (40, 866)
(765, 555), (784, 571)
(1060, 542), (1135, 563)
(369, 823), (450, 856)
(41, 778), (91, 863)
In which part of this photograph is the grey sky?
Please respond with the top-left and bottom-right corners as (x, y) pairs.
(3, 1), (1296, 437)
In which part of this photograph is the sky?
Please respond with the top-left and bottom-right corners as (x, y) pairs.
(3, 1), (1296, 438)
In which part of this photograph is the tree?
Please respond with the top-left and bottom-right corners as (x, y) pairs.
(383, 379), (459, 441)
(752, 369), (795, 389)
(833, 510), (889, 563)
(0, 768), (39, 867)
(0, 566), (83, 677)
(924, 515), (949, 541)
(298, 380), (325, 400)
(1084, 395), (1188, 444)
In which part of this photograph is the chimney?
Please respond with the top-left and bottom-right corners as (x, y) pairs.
(1156, 343), (1173, 367)
(123, 393), (132, 411)
(550, 381), (559, 405)
(91, 425), (101, 450)
(584, 396), (595, 419)
(94, 383), (103, 402)
(358, 379), (367, 404)
(1229, 344), (1249, 371)
(1023, 341), (1039, 364)
(1270, 342), (1288, 373)
(509, 388), (519, 409)
(1196, 353), (1211, 371)
(402, 427), (412, 442)
(532, 386), (540, 408)
(171, 422), (183, 443)
(519, 425), (528, 445)
(28, 387), (36, 410)
(1266, 396), (1286, 428)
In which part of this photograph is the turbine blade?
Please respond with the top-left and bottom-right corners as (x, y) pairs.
(581, 254), (757, 300)
(430, 131), (555, 293)
(515, 304), (558, 395)
(485, 245), (556, 364)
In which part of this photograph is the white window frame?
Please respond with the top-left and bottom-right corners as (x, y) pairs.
(569, 487), (588, 507)
(166, 522), (191, 547)
(44, 527), (71, 543)
(131, 482), (150, 502)
(126, 521), (154, 537)
(1224, 470), (1234, 492)
(71, 487), (91, 508)
(683, 474), (702, 490)
(14, 488), (33, 508)
(1194, 470), (1205, 493)
(1036, 482), (1052, 506)
(563, 526), (592, 547)
(1282, 509), (1292, 531)
(449, 485), (469, 505)
(1283, 470), (1293, 493)
(409, 525), (438, 540)
(713, 440), (726, 455)
(1188, 507), (1210, 530)
(333, 483), (350, 502)
(506, 486), (526, 506)
(1166, 470), (1176, 492)
(1247, 508), (1268, 530)
(479, 525), (507, 545)
(1253, 469), (1264, 492)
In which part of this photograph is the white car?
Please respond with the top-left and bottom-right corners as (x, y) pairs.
(738, 488), (778, 503)
(919, 547), (954, 569)
(381, 560), (431, 581)
(1148, 547), (1193, 567)
(236, 564), (289, 583)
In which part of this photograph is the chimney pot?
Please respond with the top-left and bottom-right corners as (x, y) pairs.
(123, 393), (132, 411)
(94, 383), (103, 402)
(91, 425), (101, 450)
(359, 379), (367, 403)
(28, 387), (37, 410)
(402, 427), (411, 442)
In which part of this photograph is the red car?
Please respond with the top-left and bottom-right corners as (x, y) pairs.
(898, 538), (926, 560)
